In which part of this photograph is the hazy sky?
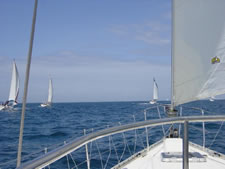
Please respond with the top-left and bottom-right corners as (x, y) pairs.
(0, 0), (171, 103)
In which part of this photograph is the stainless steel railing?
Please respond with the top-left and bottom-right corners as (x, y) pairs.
(17, 115), (225, 169)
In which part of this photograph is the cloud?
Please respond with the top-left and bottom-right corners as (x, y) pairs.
(109, 25), (129, 36)
(29, 58), (170, 102)
(135, 31), (170, 45)
(27, 52), (172, 102)
(145, 22), (170, 32)
(33, 50), (112, 67)
(110, 21), (170, 46)
(0, 17), (172, 103)
(0, 51), (171, 103)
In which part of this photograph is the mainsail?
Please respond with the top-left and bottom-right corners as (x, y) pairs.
(172, 0), (225, 107)
(153, 78), (158, 101)
(8, 60), (19, 102)
(47, 78), (53, 103)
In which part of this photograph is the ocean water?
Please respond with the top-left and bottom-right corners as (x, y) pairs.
(0, 100), (225, 168)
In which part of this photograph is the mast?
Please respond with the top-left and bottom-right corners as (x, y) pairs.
(153, 78), (155, 100)
(171, 0), (175, 110)
(17, 0), (38, 167)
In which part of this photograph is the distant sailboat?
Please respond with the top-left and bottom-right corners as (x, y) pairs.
(17, 1), (225, 169)
(209, 96), (215, 102)
(40, 78), (53, 107)
(150, 78), (158, 104)
(0, 60), (20, 110)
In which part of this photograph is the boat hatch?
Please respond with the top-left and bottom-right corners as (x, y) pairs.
(161, 152), (206, 162)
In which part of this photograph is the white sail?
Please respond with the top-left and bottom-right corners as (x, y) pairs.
(153, 78), (158, 100)
(172, 0), (225, 107)
(8, 60), (19, 102)
(47, 78), (53, 103)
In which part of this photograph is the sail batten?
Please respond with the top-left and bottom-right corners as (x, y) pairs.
(172, 0), (225, 106)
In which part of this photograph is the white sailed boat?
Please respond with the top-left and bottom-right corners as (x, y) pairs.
(209, 96), (215, 102)
(40, 78), (53, 107)
(0, 104), (5, 111)
(0, 60), (19, 110)
(119, 0), (225, 168)
(150, 78), (158, 104)
(15, 0), (225, 169)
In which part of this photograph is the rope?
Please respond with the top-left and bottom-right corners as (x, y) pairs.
(119, 139), (127, 163)
(208, 121), (224, 148)
(136, 128), (147, 149)
(121, 131), (132, 156)
(118, 123), (128, 163)
(95, 140), (103, 169)
(66, 153), (70, 169)
(103, 136), (111, 169)
(143, 105), (159, 113)
(111, 135), (120, 163)
(69, 153), (78, 169)
(157, 106), (166, 136)
(14, 103), (225, 169)
(133, 115), (137, 153)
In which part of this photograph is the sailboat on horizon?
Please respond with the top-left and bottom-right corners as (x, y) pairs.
(150, 78), (158, 104)
(0, 60), (20, 111)
(40, 78), (53, 107)
(15, 0), (225, 169)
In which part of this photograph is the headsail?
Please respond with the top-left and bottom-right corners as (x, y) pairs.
(150, 78), (159, 104)
(47, 78), (53, 103)
(153, 78), (158, 101)
(172, 0), (225, 107)
(8, 60), (19, 102)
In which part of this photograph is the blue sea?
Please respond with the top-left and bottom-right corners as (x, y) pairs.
(0, 100), (225, 168)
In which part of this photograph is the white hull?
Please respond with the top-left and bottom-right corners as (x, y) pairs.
(0, 105), (5, 111)
(113, 138), (225, 169)
(209, 97), (215, 102)
(0, 101), (16, 111)
(150, 100), (156, 104)
(40, 103), (50, 107)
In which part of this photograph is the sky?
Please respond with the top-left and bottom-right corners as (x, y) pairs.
(0, 0), (172, 103)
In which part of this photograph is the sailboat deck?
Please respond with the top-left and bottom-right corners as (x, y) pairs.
(115, 138), (225, 169)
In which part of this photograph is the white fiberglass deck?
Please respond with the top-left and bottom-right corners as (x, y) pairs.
(116, 138), (225, 169)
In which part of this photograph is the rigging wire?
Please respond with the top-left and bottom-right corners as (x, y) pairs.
(17, 0), (38, 167)
(208, 121), (224, 149)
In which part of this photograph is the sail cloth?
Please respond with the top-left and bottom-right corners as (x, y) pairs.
(47, 79), (53, 103)
(8, 61), (19, 102)
(172, 0), (225, 107)
(153, 78), (158, 100)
